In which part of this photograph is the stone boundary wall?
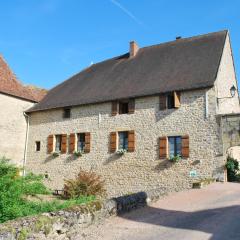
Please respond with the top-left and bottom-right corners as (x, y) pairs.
(0, 192), (150, 240)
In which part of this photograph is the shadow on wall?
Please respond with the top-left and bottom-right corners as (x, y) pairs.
(117, 194), (240, 240)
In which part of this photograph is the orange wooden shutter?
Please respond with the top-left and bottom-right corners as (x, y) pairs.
(85, 132), (91, 153)
(159, 95), (167, 110)
(159, 136), (167, 159)
(182, 135), (189, 158)
(69, 133), (75, 153)
(110, 132), (117, 153)
(174, 91), (181, 108)
(47, 135), (54, 154)
(61, 134), (67, 154)
(128, 99), (135, 114)
(112, 101), (118, 116)
(128, 130), (135, 152)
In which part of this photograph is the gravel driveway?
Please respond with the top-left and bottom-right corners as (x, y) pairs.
(74, 183), (240, 240)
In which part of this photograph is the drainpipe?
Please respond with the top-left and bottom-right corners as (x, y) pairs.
(23, 111), (29, 176)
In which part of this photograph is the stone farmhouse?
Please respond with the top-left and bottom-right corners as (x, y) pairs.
(0, 55), (46, 165)
(23, 30), (239, 197)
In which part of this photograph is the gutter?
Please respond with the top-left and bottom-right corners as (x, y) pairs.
(23, 111), (30, 176)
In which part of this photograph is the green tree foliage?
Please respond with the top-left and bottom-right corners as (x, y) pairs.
(225, 157), (239, 182)
(0, 158), (94, 223)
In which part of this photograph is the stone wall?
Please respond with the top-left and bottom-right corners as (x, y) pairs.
(220, 113), (240, 154)
(0, 93), (34, 165)
(26, 88), (224, 197)
(0, 193), (149, 240)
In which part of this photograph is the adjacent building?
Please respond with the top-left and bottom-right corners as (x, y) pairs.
(26, 30), (240, 197)
(0, 55), (46, 165)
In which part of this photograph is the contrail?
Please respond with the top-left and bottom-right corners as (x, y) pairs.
(110, 0), (144, 26)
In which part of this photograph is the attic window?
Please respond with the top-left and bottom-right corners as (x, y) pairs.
(63, 108), (71, 118)
(119, 101), (129, 114)
(167, 93), (175, 109)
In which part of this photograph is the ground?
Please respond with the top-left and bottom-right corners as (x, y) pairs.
(74, 182), (240, 240)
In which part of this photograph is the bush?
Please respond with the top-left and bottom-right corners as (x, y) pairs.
(64, 170), (105, 199)
(0, 158), (95, 223)
(225, 157), (239, 182)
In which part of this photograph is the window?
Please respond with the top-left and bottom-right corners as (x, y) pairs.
(118, 131), (128, 150)
(35, 141), (41, 151)
(63, 108), (71, 118)
(168, 136), (182, 158)
(119, 101), (129, 114)
(77, 133), (85, 151)
(55, 135), (62, 152)
(167, 93), (175, 109)
(112, 99), (135, 115)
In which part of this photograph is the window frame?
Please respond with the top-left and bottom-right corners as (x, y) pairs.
(119, 100), (129, 114)
(35, 141), (41, 152)
(167, 93), (175, 109)
(55, 135), (62, 152)
(168, 136), (182, 158)
(77, 133), (86, 152)
(118, 131), (128, 150)
(63, 108), (71, 118)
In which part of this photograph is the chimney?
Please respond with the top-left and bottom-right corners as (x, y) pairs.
(130, 41), (139, 57)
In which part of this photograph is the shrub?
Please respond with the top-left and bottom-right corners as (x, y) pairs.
(225, 157), (239, 182)
(63, 170), (105, 199)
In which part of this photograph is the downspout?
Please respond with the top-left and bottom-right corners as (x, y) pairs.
(23, 111), (29, 176)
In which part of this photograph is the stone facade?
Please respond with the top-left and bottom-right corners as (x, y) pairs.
(27, 87), (225, 197)
(0, 93), (34, 165)
(26, 32), (240, 198)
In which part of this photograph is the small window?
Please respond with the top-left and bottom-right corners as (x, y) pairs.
(63, 108), (71, 118)
(35, 141), (41, 151)
(77, 133), (85, 151)
(168, 136), (182, 158)
(167, 93), (175, 109)
(119, 101), (129, 114)
(118, 131), (128, 150)
(55, 135), (62, 152)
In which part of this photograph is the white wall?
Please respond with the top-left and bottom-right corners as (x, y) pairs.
(215, 33), (240, 114)
(0, 93), (34, 165)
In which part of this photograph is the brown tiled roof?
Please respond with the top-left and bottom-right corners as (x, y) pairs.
(28, 30), (227, 112)
(0, 55), (47, 102)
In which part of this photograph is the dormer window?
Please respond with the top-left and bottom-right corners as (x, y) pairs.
(63, 108), (71, 118)
(119, 101), (129, 114)
(111, 99), (135, 116)
(159, 91), (181, 110)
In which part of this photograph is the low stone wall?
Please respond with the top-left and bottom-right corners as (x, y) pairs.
(0, 192), (150, 240)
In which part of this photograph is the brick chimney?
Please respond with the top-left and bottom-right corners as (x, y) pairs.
(130, 41), (139, 57)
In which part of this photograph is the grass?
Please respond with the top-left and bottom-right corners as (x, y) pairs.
(0, 158), (95, 223)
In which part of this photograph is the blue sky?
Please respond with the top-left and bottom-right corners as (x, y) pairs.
(0, 0), (239, 89)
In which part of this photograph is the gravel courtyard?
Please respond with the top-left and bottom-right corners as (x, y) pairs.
(74, 182), (240, 240)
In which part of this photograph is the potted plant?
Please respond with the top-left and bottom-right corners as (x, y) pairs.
(169, 154), (182, 163)
(52, 151), (60, 158)
(116, 149), (127, 155)
(73, 150), (84, 157)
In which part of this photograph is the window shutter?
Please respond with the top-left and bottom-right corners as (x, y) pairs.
(110, 132), (117, 153)
(47, 135), (54, 154)
(61, 134), (67, 154)
(159, 136), (167, 159)
(159, 95), (167, 110)
(128, 130), (135, 152)
(69, 133), (75, 153)
(182, 135), (189, 158)
(85, 132), (91, 153)
(128, 99), (135, 114)
(174, 91), (181, 108)
(112, 101), (118, 116)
